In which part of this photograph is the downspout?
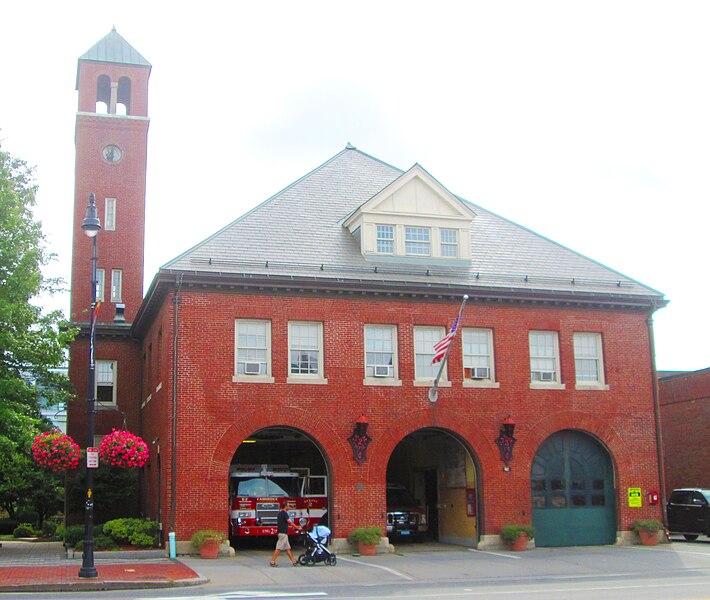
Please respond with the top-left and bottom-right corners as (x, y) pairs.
(169, 274), (183, 556)
(647, 312), (668, 530)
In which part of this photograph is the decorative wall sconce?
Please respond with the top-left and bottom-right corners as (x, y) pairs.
(495, 416), (516, 472)
(348, 415), (371, 464)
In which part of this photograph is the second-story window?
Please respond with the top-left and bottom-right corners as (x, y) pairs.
(414, 326), (445, 380)
(574, 332), (606, 388)
(96, 360), (117, 405)
(288, 321), (326, 382)
(364, 325), (397, 380)
(235, 320), (272, 378)
(96, 268), (105, 302)
(462, 328), (494, 381)
(529, 331), (561, 385)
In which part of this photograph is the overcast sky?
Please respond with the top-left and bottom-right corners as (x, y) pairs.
(1, 1), (708, 371)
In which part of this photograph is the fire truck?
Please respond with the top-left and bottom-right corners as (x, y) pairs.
(229, 464), (328, 538)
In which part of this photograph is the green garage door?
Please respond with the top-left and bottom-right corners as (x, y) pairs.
(532, 430), (616, 547)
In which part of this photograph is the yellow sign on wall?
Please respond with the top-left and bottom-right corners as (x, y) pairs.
(628, 487), (643, 508)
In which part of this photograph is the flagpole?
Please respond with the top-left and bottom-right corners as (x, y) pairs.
(428, 294), (468, 403)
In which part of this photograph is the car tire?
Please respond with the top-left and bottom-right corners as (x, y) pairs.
(683, 534), (699, 541)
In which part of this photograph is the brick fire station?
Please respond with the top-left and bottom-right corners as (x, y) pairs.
(68, 29), (668, 552)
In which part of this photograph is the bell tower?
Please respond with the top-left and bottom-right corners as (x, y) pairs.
(68, 29), (150, 446)
(70, 27), (151, 325)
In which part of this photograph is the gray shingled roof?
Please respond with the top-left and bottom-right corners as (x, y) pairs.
(162, 145), (664, 302)
(79, 27), (151, 68)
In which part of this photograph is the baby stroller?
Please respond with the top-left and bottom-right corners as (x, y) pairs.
(297, 523), (337, 566)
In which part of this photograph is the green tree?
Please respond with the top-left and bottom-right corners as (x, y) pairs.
(0, 142), (75, 516)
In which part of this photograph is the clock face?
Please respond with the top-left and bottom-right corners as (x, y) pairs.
(102, 144), (123, 163)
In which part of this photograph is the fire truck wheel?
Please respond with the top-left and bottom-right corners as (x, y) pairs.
(297, 554), (308, 566)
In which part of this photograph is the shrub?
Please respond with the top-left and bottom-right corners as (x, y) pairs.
(102, 518), (158, 547)
(191, 530), (225, 548)
(631, 519), (662, 533)
(0, 518), (19, 535)
(500, 524), (536, 543)
(41, 521), (58, 538)
(348, 526), (383, 546)
(13, 523), (35, 538)
(75, 535), (117, 552)
(63, 524), (86, 547)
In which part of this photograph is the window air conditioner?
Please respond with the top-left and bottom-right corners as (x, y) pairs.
(469, 367), (490, 380)
(244, 362), (261, 375)
(533, 370), (556, 382)
(373, 365), (391, 377)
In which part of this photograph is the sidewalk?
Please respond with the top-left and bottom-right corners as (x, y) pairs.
(0, 540), (205, 592)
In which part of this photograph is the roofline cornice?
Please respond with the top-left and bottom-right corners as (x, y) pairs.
(132, 269), (667, 338)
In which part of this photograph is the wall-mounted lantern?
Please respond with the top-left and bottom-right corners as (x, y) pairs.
(495, 415), (516, 471)
(348, 415), (371, 464)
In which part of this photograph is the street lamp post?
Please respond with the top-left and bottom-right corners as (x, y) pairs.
(78, 192), (101, 579)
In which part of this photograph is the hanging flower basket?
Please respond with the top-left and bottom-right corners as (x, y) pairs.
(32, 430), (81, 472)
(99, 428), (149, 468)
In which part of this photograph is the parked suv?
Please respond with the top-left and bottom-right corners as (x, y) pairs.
(667, 488), (710, 540)
(386, 483), (427, 541)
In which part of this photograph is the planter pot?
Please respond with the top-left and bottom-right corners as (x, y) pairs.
(638, 529), (658, 546)
(357, 542), (377, 556)
(508, 532), (528, 551)
(198, 540), (220, 559)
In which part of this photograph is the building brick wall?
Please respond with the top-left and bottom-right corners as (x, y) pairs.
(659, 368), (710, 494)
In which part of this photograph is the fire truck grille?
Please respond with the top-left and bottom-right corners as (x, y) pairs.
(257, 502), (280, 525)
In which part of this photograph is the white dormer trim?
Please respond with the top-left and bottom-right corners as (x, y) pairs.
(343, 164), (476, 263)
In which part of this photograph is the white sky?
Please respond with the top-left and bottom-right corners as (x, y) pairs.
(1, 1), (707, 372)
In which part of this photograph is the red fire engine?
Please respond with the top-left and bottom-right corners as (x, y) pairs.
(229, 464), (328, 538)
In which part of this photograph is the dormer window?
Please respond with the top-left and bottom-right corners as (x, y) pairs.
(376, 225), (394, 254)
(405, 227), (430, 256)
(343, 164), (476, 265)
(440, 228), (458, 258)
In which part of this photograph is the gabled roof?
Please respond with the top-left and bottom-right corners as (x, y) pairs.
(154, 144), (665, 315)
(78, 27), (151, 68)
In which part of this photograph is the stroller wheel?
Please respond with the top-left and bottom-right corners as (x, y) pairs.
(326, 555), (336, 566)
(297, 555), (308, 566)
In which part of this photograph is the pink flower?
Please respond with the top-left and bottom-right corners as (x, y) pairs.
(98, 429), (149, 468)
(32, 430), (81, 471)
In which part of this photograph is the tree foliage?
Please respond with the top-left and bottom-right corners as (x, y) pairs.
(0, 142), (75, 516)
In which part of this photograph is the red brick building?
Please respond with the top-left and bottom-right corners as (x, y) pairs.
(659, 368), (710, 494)
(69, 30), (668, 551)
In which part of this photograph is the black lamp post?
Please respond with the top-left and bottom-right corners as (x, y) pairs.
(78, 192), (100, 578)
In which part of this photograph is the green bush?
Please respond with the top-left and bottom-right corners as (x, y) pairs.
(75, 535), (117, 552)
(0, 518), (19, 535)
(64, 523), (105, 547)
(13, 523), (35, 538)
(102, 518), (158, 547)
(40, 520), (58, 538)
(348, 526), (383, 546)
(500, 524), (536, 543)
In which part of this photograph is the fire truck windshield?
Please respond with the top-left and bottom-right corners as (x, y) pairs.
(235, 476), (300, 498)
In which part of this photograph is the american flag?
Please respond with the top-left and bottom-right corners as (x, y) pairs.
(432, 313), (461, 364)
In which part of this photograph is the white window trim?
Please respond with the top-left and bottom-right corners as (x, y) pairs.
(413, 326), (452, 387)
(363, 324), (402, 386)
(95, 359), (118, 409)
(404, 226), (431, 256)
(574, 332), (610, 391)
(111, 269), (122, 303)
(96, 268), (105, 302)
(462, 328), (500, 389)
(529, 331), (566, 390)
(287, 321), (328, 385)
(104, 197), (116, 231)
(233, 319), (275, 384)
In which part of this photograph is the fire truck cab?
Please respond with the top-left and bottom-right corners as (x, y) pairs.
(229, 464), (327, 539)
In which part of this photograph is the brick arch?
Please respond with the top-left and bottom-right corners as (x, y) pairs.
(206, 405), (346, 481)
(375, 407), (487, 468)
(524, 410), (625, 475)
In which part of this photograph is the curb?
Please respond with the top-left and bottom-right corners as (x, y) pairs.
(0, 577), (209, 593)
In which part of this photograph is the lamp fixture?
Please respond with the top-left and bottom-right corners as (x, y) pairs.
(348, 415), (371, 464)
(495, 415), (516, 472)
